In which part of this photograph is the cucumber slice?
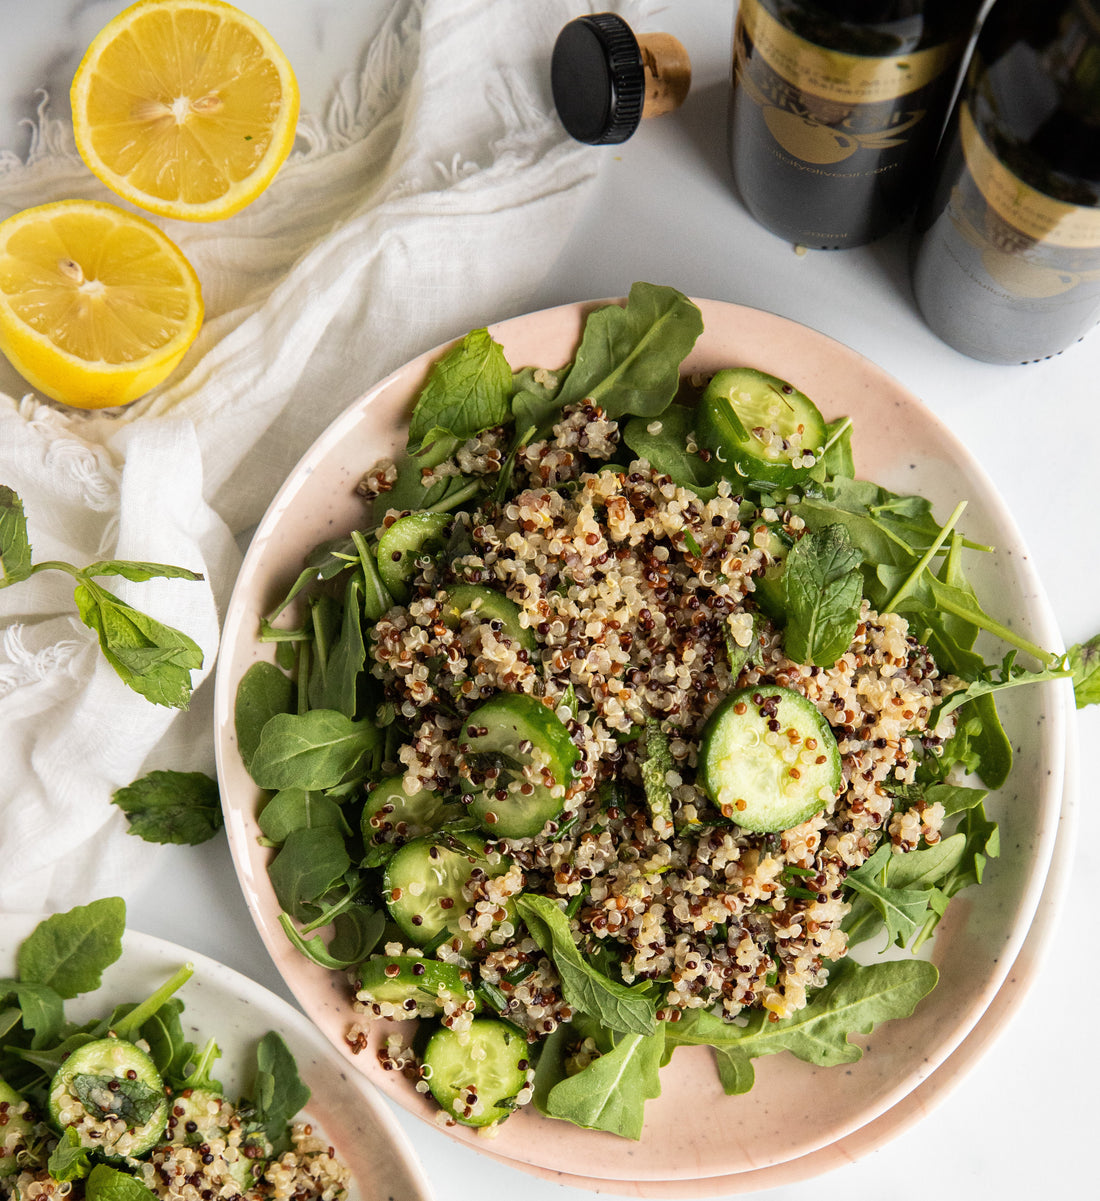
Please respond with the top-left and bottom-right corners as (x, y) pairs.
(376, 512), (451, 602)
(697, 368), (826, 489)
(48, 1037), (169, 1157)
(0, 1078), (33, 1177)
(361, 774), (466, 848)
(357, 954), (476, 1018)
(441, 584), (536, 653)
(698, 684), (841, 833)
(383, 831), (514, 950)
(458, 693), (580, 839)
(422, 1018), (530, 1128)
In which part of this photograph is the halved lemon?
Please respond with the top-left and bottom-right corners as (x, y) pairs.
(0, 199), (204, 409)
(71, 0), (300, 222)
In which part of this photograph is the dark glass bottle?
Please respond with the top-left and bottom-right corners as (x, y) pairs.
(729, 0), (983, 248)
(910, 0), (1100, 364)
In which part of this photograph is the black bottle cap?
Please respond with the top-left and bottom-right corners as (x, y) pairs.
(551, 12), (645, 145)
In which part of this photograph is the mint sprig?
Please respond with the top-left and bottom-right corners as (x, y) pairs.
(0, 486), (204, 709)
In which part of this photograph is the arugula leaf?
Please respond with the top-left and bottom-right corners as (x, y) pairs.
(516, 894), (656, 1035)
(934, 650), (1071, 722)
(554, 283), (703, 420)
(73, 579), (204, 710)
(843, 844), (955, 949)
(912, 803), (998, 947)
(16, 898), (125, 1001)
(0, 979), (64, 1048)
(781, 525), (863, 666)
(248, 710), (380, 791)
(252, 1031), (311, 1147)
(139, 997), (196, 1085)
(0, 485), (32, 581)
(278, 905), (384, 971)
(1066, 633), (1100, 708)
(510, 366), (566, 438)
(112, 770), (223, 846)
(407, 329), (512, 453)
(666, 957), (938, 1093)
(532, 1016), (664, 1140)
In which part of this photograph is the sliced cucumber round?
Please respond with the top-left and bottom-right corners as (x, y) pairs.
(48, 1037), (168, 1157)
(458, 693), (580, 839)
(422, 1018), (530, 1128)
(357, 954), (476, 1017)
(383, 831), (514, 950)
(361, 774), (466, 849)
(697, 368), (826, 489)
(0, 1078), (33, 1177)
(376, 512), (452, 602)
(441, 584), (536, 653)
(698, 684), (841, 833)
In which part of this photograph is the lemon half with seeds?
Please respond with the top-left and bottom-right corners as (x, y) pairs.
(0, 199), (204, 409)
(71, 0), (300, 222)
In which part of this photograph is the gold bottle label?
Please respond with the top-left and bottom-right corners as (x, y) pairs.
(960, 101), (1100, 249)
(738, 0), (958, 105)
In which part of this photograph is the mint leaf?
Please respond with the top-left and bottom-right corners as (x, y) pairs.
(112, 770), (223, 846)
(86, 1164), (158, 1201)
(554, 283), (703, 420)
(1067, 633), (1100, 708)
(47, 1127), (92, 1182)
(73, 579), (203, 709)
(407, 328), (512, 453)
(639, 718), (673, 832)
(17, 897), (125, 1000)
(516, 894), (656, 1036)
(72, 1072), (162, 1126)
(782, 525), (863, 666)
(82, 561), (204, 583)
(0, 485), (31, 582)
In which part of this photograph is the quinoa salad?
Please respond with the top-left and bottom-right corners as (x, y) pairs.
(236, 284), (1062, 1139)
(0, 901), (351, 1201)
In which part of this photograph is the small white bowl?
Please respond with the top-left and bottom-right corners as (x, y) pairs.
(0, 913), (434, 1201)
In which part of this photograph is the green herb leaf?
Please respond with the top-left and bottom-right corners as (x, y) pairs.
(47, 1126), (92, 1182)
(516, 894), (655, 1036)
(72, 1070), (163, 1126)
(267, 827), (352, 921)
(533, 1016), (664, 1140)
(73, 579), (203, 709)
(16, 897), (125, 1000)
(81, 561), (204, 584)
(251, 1031), (311, 1146)
(0, 485), (32, 583)
(248, 710), (380, 791)
(407, 328), (512, 453)
(1065, 633), (1100, 708)
(554, 283), (703, 420)
(86, 1163), (158, 1201)
(622, 405), (718, 498)
(111, 770), (223, 846)
(640, 718), (673, 833)
(781, 525), (863, 666)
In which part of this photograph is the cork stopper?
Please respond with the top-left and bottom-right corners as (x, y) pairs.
(551, 12), (691, 145)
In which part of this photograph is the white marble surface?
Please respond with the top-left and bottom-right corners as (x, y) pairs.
(1, 1), (1096, 1199)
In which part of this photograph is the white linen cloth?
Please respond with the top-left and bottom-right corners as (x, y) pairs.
(0, 0), (655, 911)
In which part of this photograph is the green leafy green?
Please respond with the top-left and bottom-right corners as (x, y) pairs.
(234, 662), (295, 772)
(111, 770), (223, 846)
(248, 710), (380, 791)
(1067, 633), (1100, 707)
(16, 898), (125, 1001)
(85, 1164), (158, 1201)
(47, 1126), (92, 1182)
(0, 485), (32, 580)
(251, 1031), (311, 1147)
(267, 828), (353, 921)
(554, 282), (703, 420)
(781, 525), (863, 666)
(622, 405), (718, 497)
(516, 894), (656, 1036)
(639, 718), (674, 831)
(407, 328), (512, 453)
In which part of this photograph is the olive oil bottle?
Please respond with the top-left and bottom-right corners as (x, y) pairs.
(729, 0), (983, 248)
(910, 0), (1100, 363)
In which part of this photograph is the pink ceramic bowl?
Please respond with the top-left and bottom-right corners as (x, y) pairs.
(213, 298), (1069, 1187)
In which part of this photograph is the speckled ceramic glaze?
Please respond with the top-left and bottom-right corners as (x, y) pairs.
(0, 917), (434, 1201)
(213, 299), (1068, 1185)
